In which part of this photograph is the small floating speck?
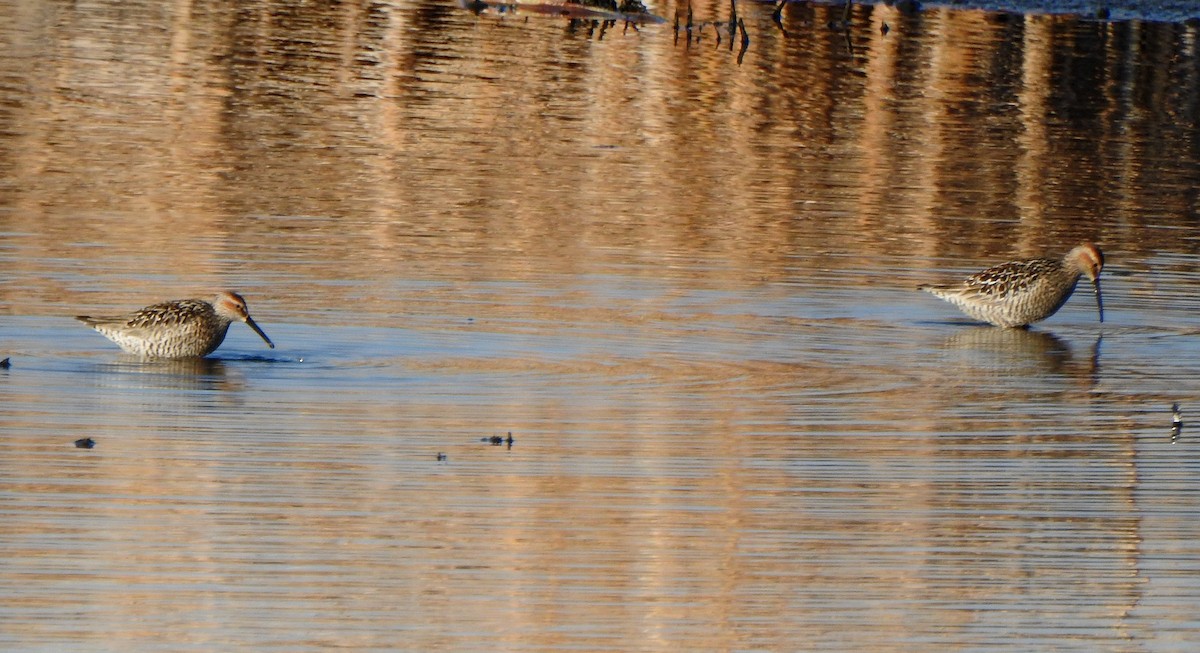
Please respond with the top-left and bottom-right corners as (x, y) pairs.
(436, 452), (447, 461)
(1172, 403), (1183, 444)
(74, 437), (95, 449)
(0, 357), (9, 369)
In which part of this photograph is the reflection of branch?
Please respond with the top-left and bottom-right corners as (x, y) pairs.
(672, 1), (694, 45)
(729, 0), (738, 52)
(667, 0), (751, 61)
(844, 0), (856, 54)
(771, 0), (788, 37)
(737, 18), (749, 65)
(822, 0), (854, 56)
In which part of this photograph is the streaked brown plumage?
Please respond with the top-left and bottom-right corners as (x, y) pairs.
(919, 243), (1104, 328)
(76, 290), (275, 359)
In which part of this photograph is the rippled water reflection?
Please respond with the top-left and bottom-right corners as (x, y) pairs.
(4, 0), (1200, 650)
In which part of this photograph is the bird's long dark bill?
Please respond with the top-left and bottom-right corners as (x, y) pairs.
(1092, 278), (1104, 323)
(245, 316), (276, 349)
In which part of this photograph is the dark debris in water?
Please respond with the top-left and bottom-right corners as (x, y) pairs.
(481, 432), (516, 448)
(0, 357), (9, 369)
(74, 437), (96, 449)
(576, 0), (649, 14)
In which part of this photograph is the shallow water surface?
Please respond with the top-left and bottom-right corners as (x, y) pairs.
(4, 0), (1200, 650)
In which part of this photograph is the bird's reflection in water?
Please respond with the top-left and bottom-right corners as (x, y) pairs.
(936, 327), (1102, 384)
(90, 357), (242, 393)
(1085, 333), (1102, 385)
